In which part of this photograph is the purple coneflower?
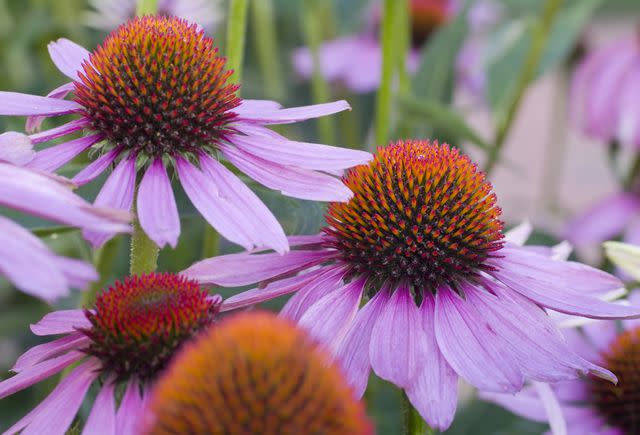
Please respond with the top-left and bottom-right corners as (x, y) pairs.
(483, 291), (640, 434)
(184, 140), (640, 431)
(85, 0), (222, 31)
(0, 273), (222, 434)
(570, 34), (640, 149)
(142, 312), (373, 434)
(292, 0), (457, 93)
(0, 132), (130, 302)
(0, 16), (370, 251)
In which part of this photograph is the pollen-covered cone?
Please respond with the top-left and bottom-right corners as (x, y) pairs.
(143, 312), (373, 435)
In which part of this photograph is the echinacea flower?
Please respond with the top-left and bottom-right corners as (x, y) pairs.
(142, 311), (373, 435)
(482, 292), (640, 435)
(292, 0), (457, 93)
(184, 140), (640, 431)
(0, 16), (370, 251)
(0, 273), (222, 434)
(85, 0), (222, 31)
(565, 189), (640, 248)
(570, 34), (640, 149)
(0, 132), (130, 302)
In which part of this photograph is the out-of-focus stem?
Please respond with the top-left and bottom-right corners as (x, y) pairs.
(251, 0), (284, 100)
(403, 392), (434, 435)
(136, 0), (158, 15)
(226, 0), (249, 84)
(374, 0), (398, 146)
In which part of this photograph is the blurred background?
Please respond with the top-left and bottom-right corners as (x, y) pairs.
(1, 0), (639, 432)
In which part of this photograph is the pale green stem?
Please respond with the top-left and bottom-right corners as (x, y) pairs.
(301, 0), (336, 145)
(130, 213), (160, 275)
(226, 0), (249, 84)
(374, 0), (398, 145)
(484, 0), (563, 175)
(251, 0), (284, 100)
(136, 0), (158, 15)
(403, 392), (435, 435)
(396, 0), (411, 98)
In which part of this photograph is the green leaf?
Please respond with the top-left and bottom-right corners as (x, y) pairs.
(31, 225), (78, 237)
(397, 96), (491, 151)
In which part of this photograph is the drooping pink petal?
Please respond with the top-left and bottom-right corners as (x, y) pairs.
(0, 351), (84, 400)
(50, 255), (99, 289)
(26, 82), (76, 133)
(221, 268), (329, 312)
(623, 290), (640, 331)
(0, 217), (72, 301)
(532, 381), (567, 435)
(116, 381), (145, 435)
(479, 388), (549, 422)
(10, 358), (100, 435)
(29, 118), (87, 145)
(280, 265), (345, 321)
(71, 147), (119, 186)
(0, 132), (34, 165)
(435, 286), (524, 393)
(31, 309), (91, 336)
(26, 134), (102, 172)
(564, 192), (640, 246)
(334, 291), (387, 398)
(137, 159), (180, 248)
(176, 155), (287, 253)
(47, 38), (91, 81)
(82, 155), (136, 248)
(617, 62), (640, 149)
(13, 332), (89, 373)
(405, 295), (458, 431)
(231, 132), (372, 171)
(369, 285), (427, 388)
(183, 248), (333, 286)
(235, 100), (350, 124)
(298, 277), (365, 351)
(286, 233), (326, 247)
(490, 246), (640, 319)
(0, 91), (80, 116)
(582, 320), (618, 353)
(220, 144), (353, 202)
(83, 380), (116, 435)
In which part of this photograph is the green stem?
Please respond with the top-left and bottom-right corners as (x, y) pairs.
(130, 207), (159, 275)
(226, 0), (249, 84)
(625, 154), (640, 190)
(201, 222), (220, 258)
(374, 0), (399, 145)
(396, 0), (411, 98)
(403, 392), (435, 435)
(251, 0), (284, 100)
(136, 0), (158, 15)
(484, 0), (563, 175)
(301, 0), (336, 144)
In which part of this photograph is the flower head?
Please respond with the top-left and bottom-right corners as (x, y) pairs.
(570, 34), (640, 149)
(85, 0), (222, 31)
(0, 132), (130, 301)
(143, 312), (372, 435)
(0, 272), (221, 435)
(0, 16), (370, 251)
(184, 139), (640, 431)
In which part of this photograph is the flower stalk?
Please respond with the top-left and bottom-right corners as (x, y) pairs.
(403, 393), (434, 435)
(136, 0), (159, 16)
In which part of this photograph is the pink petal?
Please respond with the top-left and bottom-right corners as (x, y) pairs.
(29, 118), (87, 145)
(0, 351), (84, 400)
(298, 277), (365, 351)
(0, 91), (80, 116)
(532, 381), (567, 435)
(335, 291), (388, 398)
(435, 286), (524, 393)
(71, 147), (119, 186)
(479, 388), (548, 422)
(504, 221), (533, 245)
(13, 332), (89, 373)
(82, 156), (136, 248)
(137, 159), (180, 248)
(234, 99), (283, 114)
(369, 285), (427, 388)
(116, 381), (145, 435)
(50, 255), (99, 289)
(582, 320), (618, 353)
(490, 246), (640, 319)
(31, 309), (91, 336)
(26, 83), (76, 133)
(280, 266), (345, 321)
(47, 38), (90, 81)
(83, 381), (116, 435)
(235, 100), (350, 124)
(405, 296), (458, 431)
(231, 131), (372, 171)
(15, 359), (100, 435)
(0, 132), (34, 165)
(221, 144), (353, 202)
(26, 134), (102, 172)
(564, 192), (640, 246)
(183, 248), (333, 286)
(617, 62), (640, 149)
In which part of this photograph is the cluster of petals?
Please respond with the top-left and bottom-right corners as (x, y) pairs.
(0, 132), (130, 301)
(183, 223), (640, 430)
(0, 29), (371, 253)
